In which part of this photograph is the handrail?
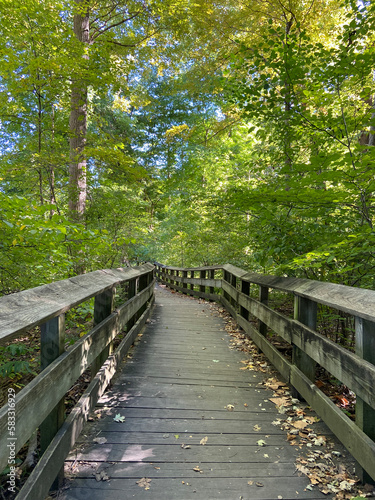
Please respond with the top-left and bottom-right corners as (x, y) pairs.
(155, 262), (375, 484)
(0, 263), (155, 499)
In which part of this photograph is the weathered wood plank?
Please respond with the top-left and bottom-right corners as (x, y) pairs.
(58, 477), (328, 500)
(0, 263), (154, 344)
(0, 281), (154, 473)
(222, 264), (375, 322)
(223, 281), (375, 409)
(16, 297), (155, 500)
(221, 297), (375, 482)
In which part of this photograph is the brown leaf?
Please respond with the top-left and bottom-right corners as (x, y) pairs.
(269, 397), (291, 407)
(292, 420), (309, 429)
(136, 477), (151, 490)
(193, 466), (203, 473)
(247, 480), (254, 485)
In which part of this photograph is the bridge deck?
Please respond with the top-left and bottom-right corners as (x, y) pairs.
(60, 285), (338, 499)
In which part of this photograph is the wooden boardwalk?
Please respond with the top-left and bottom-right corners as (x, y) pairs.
(60, 285), (338, 499)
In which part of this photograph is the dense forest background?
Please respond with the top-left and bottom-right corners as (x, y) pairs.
(1, 0), (375, 294)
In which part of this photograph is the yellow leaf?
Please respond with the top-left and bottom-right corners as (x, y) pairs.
(12, 239), (17, 246)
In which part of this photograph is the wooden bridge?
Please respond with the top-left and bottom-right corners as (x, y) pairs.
(0, 263), (374, 499)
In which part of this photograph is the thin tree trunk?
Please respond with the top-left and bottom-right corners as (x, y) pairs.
(69, 0), (89, 222)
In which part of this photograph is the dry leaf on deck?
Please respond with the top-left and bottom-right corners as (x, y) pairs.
(136, 478), (151, 490)
(269, 397), (291, 407)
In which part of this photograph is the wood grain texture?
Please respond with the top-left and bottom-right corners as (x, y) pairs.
(0, 281), (154, 473)
(0, 263), (154, 344)
(221, 296), (375, 482)
(17, 298), (155, 500)
(222, 281), (375, 409)
(58, 285), (347, 500)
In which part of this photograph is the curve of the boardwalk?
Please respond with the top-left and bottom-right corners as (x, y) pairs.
(61, 285), (347, 500)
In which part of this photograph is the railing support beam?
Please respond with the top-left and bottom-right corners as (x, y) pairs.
(355, 317), (375, 484)
(91, 288), (116, 378)
(40, 314), (65, 489)
(292, 296), (317, 400)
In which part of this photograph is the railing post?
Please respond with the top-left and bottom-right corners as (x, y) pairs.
(170, 269), (174, 286)
(40, 314), (65, 488)
(126, 278), (137, 331)
(231, 274), (237, 308)
(209, 269), (215, 295)
(190, 270), (194, 294)
(223, 270), (230, 302)
(240, 280), (250, 321)
(259, 286), (269, 336)
(183, 270), (188, 294)
(292, 295), (317, 399)
(137, 271), (150, 318)
(355, 317), (375, 484)
(200, 270), (206, 295)
(91, 287), (116, 377)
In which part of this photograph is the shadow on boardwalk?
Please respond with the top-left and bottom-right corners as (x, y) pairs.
(59, 285), (355, 500)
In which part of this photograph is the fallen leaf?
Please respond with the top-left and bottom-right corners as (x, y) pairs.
(200, 436), (208, 445)
(253, 424), (261, 432)
(174, 434), (179, 439)
(257, 440), (267, 447)
(94, 471), (109, 481)
(256, 482), (264, 487)
(113, 414), (125, 423)
(193, 466), (203, 473)
(248, 480), (254, 485)
(292, 420), (309, 429)
(93, 437), (107, 444)
(269, 397), (290, 407)
(136, 477), (151, 490)
(181, 443), (191, 449)
(226, 404), (234, 411)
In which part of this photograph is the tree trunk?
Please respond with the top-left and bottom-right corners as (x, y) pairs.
(69, 0), (89, 222)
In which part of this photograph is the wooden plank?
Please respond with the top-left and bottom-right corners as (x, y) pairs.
(165, 274), (222, 288)
(39, 314), (66, 489)
(64, 461), (305, 479)
(0, 282), (154, 473)
(225, 282), (375, 409)
(58, 477), (328, 500)
(220, 296), (375, 482)
(16, 297), (155, 500)
(355, 317), (375, 483)
(158, 281), (220, 302)
(67, 443), (302, 463)
(292, 296), (317, 399)
(0, 263), (154, 344)
(222, 264), (375, 322)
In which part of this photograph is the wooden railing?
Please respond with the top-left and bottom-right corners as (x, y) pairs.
(0, 263), (155, 499)
(156, 262), (375, 483)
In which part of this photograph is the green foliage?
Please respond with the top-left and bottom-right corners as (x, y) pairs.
(0, 344), (36, 378)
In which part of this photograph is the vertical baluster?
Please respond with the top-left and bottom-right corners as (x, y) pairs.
(200, 270), (206, 296)
(126, 278), (137, 331)
(209, 269), (215, 296)
(355, 317), (375, 484)
(259, 285), (269, 337)
(183, 270), (188, 294)
(292, 295), (317, 399)
(231, 274), (237, 308)
(240, 280), (250, 321)
(40, 314), (65, 487)
(91, 288), (115, 377)
(190, 270), (194, 294)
